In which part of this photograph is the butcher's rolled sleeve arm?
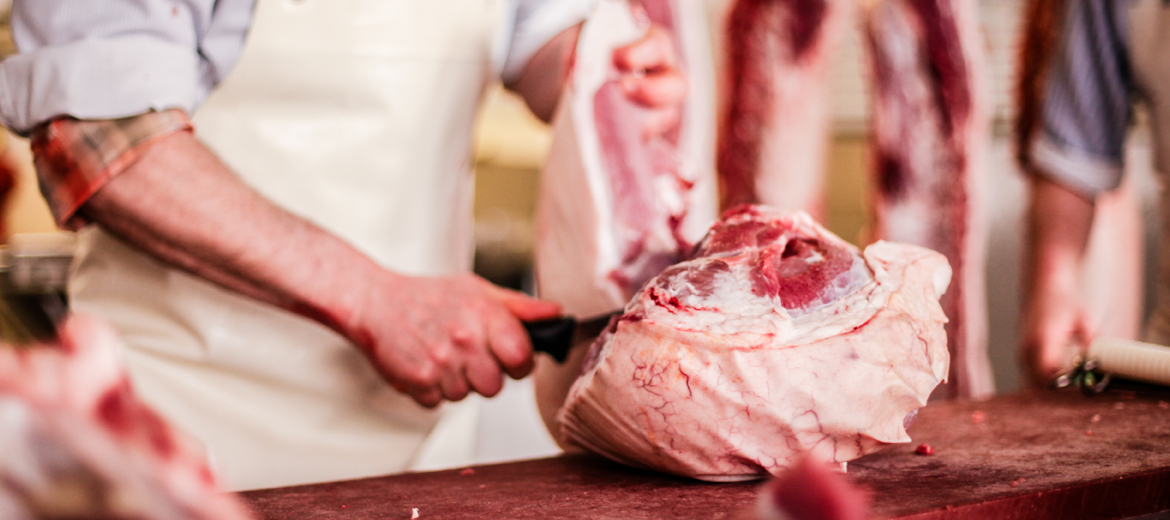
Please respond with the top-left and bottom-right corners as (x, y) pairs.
(0, 0), (250, 135)
(1022, 0), (1134, 199)
(0, 38), (202, 136)
(32, 109), (193, 231)
(1029, 135), (1124, 198)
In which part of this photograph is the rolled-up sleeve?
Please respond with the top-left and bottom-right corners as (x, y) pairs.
(0, 0), (254, 135)
(1026, 0), (1135, 198)
(497, 0), (597, 85)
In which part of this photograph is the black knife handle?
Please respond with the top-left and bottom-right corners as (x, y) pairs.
(523, 317), (577, 363)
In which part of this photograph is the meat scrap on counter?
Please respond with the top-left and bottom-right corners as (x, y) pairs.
(0, 315), (255, 520)
(558, 205), (951, 481)
(745, 456), (870, 520)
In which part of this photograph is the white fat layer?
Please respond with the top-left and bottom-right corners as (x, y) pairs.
(933, 260), (953, 299)
(637, 253), (885, 345)
(654, 260), (791, 335)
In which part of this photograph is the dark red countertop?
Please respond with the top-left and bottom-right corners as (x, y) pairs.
(241, 385), (1170, 520)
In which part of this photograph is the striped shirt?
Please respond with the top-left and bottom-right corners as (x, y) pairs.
(1025, 0), (1137, 197)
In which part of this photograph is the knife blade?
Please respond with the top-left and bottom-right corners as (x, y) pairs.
(523, 313), (618, 363)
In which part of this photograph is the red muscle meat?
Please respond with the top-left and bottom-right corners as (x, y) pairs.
(0, 315), (254, 520)
(862, 0), (993, 398)
(715, 0), (850, 216)
(558, 205), (950, 480)
(536, 0), (718, 318)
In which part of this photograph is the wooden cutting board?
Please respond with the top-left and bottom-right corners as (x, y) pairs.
(240, 385), (1170, 519)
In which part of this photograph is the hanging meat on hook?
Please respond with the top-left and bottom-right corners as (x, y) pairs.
(715, 0), (851, 218)
(861, 0), (993, 398)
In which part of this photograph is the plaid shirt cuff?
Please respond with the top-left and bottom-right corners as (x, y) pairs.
(30, 109), (193, 231)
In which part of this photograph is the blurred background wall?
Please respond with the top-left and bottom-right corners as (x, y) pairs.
(469, 0), (1161, 395)
(0, 0), (1161, 394)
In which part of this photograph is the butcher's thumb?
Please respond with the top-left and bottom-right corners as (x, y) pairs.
(483, 282), (563, 321)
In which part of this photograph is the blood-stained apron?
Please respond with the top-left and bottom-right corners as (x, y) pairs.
(68, 0), (502, 491)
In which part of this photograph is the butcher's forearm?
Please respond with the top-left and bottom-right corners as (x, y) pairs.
(1019, 174), (1098, 384)
(1024, 175), (1095, 299)
(80, 130), (380, 343)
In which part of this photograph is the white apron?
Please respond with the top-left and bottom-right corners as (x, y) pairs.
(69, 0), (503, 491)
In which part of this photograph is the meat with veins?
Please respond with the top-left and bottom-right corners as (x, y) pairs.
(558, 205), (950, 480)
(535, 0), (717, 318)
(715, 0), (850, 217)
(0, 315), (254, 520)
(861, 0), (993, 398)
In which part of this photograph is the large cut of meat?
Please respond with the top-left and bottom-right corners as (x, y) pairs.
(558, 205), (950, 481)
(715, 0), (850, 216)
(0, 315), (254, 520)
(861, 0), (993, 398)
(535, 0), (717, 318)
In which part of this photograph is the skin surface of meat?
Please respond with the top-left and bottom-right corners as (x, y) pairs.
(861, 0), (993, 398)
(558, 205), (950, 480)
(536, 0), (717, 318)
(715, 0), (850, 217)
(0, 315), (255, 520)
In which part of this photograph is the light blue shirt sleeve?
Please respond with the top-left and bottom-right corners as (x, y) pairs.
(496, 0), (597, 85)
(0, 0), (591, 135)
(0, 0), (255, 135)
(1028, 0), (1135, 196)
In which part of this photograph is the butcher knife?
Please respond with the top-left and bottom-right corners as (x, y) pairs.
(523, 313), (617, 363)
(1054, 337), (1170, 394)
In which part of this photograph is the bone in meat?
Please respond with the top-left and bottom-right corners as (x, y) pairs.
(558, 205), (950, 480)
(535, 0), (717, 318)
(715, 0), (850, 217)
(0, 315), (254, 520)
(861, 0), (993, 398)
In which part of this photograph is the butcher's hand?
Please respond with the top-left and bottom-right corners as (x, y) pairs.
(354, 273), (561, 408)
(1020, 175), (1098, 388)
(1020, 285), (1095, 388)
(612, 24), (687, 138)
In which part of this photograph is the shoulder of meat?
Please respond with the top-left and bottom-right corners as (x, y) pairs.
(558, 205), (950, 480)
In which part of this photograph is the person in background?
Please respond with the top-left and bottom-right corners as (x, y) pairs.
(0, 0), (685, 490)
(1017, 0), (1169, 387)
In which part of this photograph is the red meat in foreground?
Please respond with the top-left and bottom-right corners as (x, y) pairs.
(558, 205), (950, 480)
(0, 315), (254, 519)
